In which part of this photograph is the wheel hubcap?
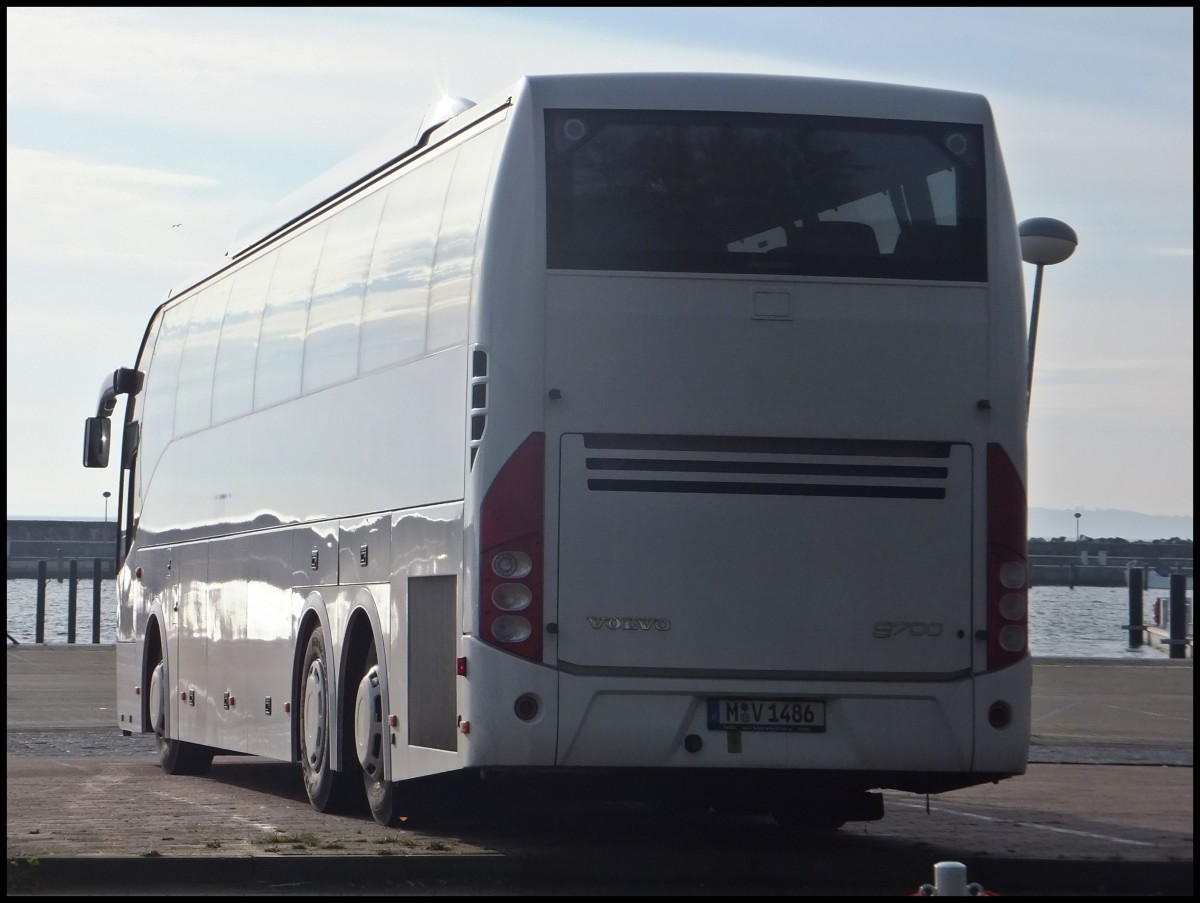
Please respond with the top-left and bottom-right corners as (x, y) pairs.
(303, 660), (327, 769)
(355, 665), (384, 782)
(149, 662), (166, 736)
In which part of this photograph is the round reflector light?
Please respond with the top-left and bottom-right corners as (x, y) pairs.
(998, 592), (1026, 621)
(492, 583), (532, 611)
(988, 700), (1013, 729)
(514, 693), (540, 721)
(492, 551), (533, 579)
(998, 560), (1027, 590)
(998, 624), (1026, 652)
(491, 615), (532, 644)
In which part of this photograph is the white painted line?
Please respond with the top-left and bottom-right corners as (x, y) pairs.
(1031, 701), (1083, 723)
(147, 788), (284, 834)
(891, 800), (1155, 846)
(1100, 702), (1191, 722)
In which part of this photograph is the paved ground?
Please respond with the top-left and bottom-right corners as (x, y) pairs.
(6, 647), (1193, 895)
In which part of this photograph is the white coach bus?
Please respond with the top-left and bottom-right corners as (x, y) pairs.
(83, 72), (1032, 830)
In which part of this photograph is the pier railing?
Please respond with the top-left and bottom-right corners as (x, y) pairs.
(7, 556), (1191, 646)
(7, 553), (117, 580)
(1029, 555), (1192, 588)
(1126, 568), (1193, 660)
(8, 559), (107, 645)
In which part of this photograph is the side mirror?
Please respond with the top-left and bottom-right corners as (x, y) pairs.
(83, 416), (112, 468)
(84, 366), (143, 469)
(96, 367), (145, 417)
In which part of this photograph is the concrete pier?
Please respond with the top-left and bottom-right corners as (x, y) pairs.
(6, 519), (117, 579)
(6, 647), (1193, 895)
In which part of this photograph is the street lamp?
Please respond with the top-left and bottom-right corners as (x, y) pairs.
(103, 490), (112, 523)
(1074, 512), (1081, 544)
(1020, 217), (1078, 417)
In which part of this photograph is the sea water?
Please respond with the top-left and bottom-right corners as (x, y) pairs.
(5, 578), (1184, 657)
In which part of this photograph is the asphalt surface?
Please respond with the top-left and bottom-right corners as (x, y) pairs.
(5, 646), (1193, 896)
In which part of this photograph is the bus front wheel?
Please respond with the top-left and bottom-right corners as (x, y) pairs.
(299, 626), (359, 812)
(149, 658), (213, 775)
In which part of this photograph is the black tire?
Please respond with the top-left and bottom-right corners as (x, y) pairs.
(299, 626), (359, 813)
(149, 657), (214, 776)
(392, 783), (439, 829)
(355, 642), (401, 826)
(648, 794), (712, 822)
(770, 800), (847, 832)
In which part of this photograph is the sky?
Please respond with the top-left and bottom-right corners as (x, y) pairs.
(5, 7), (1194, 536)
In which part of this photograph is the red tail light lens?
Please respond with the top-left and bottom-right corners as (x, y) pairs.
(986, 442), (1028, 670)
(480, 433), (544, 662)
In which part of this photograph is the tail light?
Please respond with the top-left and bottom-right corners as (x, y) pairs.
(479, 433), (544, 662)
(986, 442), (1028, 670)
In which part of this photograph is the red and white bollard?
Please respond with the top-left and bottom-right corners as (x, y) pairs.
(912, 861), (996, 895)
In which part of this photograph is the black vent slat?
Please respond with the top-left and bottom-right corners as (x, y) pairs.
(576, 433), (953, 501)
(586, 457), (947, 480)
(587, 479), (945, 500)
(582, 433), (950, 459)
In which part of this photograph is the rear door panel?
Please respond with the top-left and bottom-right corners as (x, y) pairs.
(556, 433), (973, 675)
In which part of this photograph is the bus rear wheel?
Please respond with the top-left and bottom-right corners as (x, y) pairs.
(299, 626), (359, 813)
(771, 790), (882, 832)
(149, 658), (213, 775)
(355, 642), (401, 826)
(770, 805), (848, 832)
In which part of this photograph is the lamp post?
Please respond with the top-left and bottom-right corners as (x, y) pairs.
(1075, 512), (1081, 544)
(103, 490), (112, 524)
(1020, 217), (1078, 418)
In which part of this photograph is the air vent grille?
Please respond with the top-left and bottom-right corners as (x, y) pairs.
(581, 434), (950, 500)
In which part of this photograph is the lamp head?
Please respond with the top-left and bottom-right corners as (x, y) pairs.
(1019, 218), (1078, 267)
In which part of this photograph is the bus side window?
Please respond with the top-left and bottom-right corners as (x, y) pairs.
(303, 190), (386, 394)
(213, 255), (274, 424)
(175, 281), (232, 437)
(360, 153), (455, 373)
(428, 126), (503, 353)
(138, 298), (192, 491)
(254, 223), (328, 410)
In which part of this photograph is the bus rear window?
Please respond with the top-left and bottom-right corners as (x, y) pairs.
(545, 109), (986, 281)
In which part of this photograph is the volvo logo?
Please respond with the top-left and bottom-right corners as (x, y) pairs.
(586, 616), (671, 632)
(872, 620), (944, 639)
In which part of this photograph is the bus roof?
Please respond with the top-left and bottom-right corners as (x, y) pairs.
(171, 71), (991, 300)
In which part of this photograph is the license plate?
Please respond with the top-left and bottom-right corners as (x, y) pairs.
(707, 697), (826, 732)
